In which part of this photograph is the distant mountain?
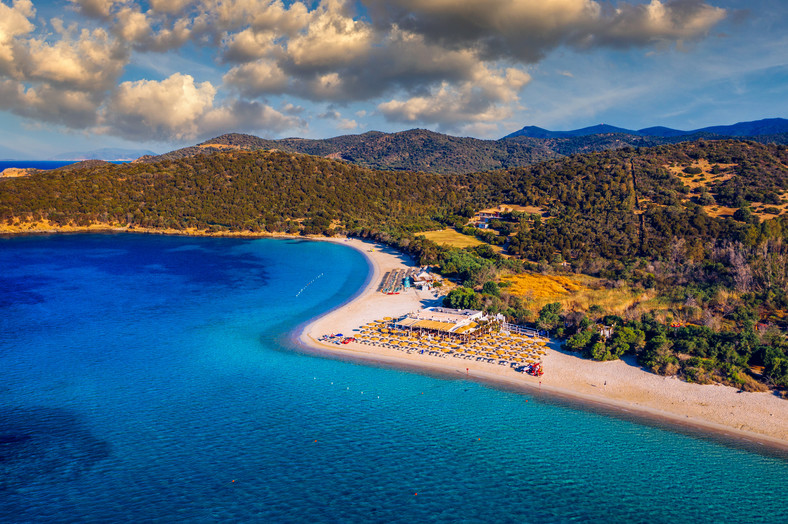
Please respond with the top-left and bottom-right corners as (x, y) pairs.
(505, 118), (788, 139)
(636, 126), (689, 138)
(559, 124), (636, 137)
(138, 118), (788, 175)
(50, 148), (158, 161)
(503, 124), (636, 139)
(692, 118), (788, 137)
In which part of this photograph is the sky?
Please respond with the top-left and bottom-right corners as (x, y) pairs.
(0, 0), (786, 158)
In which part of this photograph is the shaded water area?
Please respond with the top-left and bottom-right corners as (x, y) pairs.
(1, 234), (786, 522)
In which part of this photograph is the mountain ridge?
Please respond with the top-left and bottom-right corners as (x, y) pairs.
(136, 118), (788, 175)
(505, 117), (788, 139)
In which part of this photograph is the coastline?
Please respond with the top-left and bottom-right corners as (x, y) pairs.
(4, 226), (788, 453)
(296, 237), (788, 454)
(0, 220), (296, 237)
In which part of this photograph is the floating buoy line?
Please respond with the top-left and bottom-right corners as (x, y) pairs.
(296, 272), (324, 297)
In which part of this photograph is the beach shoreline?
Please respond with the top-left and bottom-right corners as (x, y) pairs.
(295, 237), (788, 454)
(5, 226), (788, 454)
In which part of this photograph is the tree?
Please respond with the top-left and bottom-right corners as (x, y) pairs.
(565, 328), (595, 353)
(537, 302), (562, 331)
(482, 280), (500, 297)
(440, 250), (491, 283)
(607, 326), (645, 358)
(443, 287), (480, 310)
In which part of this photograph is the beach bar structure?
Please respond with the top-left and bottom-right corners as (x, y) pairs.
(393, 307), (503, 340)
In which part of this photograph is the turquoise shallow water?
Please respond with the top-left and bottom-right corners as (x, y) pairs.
(1, 234), (786, 523)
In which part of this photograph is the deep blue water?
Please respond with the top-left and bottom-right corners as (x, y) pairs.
(0, 161), (128, 171)
(0, 161), (76, 171)
(1, 234), (786, 523)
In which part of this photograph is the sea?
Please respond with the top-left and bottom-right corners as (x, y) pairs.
(1, 233), (786, 523)
(0, 161), (128, 172)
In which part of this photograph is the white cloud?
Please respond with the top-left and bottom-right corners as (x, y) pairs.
(0, 0), (731, 140)
(21, 26), (127, 91)
(221, 28), (277, 62)
(105, 73), (217, 140)
(223, 59), (289, 95)
(198, 99), (304, 136)
(364, 0), (726, 61)
(115, 7), (153, 43)
(148, 0), (194, 15)
(68, 0), (119, 19)
(0, 79), (102, 128)
(287, 0), (373, 67)
(336, 118), (358, 130)
(0, 0), (36, 73)
(103, 72), (302, 140)
(591, 0), (726, 47)
(378, 66), (531, 130)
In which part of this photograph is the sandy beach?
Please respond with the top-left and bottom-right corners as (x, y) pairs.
(5, 224), (787, 451)
(299, 237), (788, 452)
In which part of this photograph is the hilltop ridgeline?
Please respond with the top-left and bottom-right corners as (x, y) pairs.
(135, 118), (788, 175)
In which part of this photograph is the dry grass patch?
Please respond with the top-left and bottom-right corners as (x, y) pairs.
(501, 272), (653, 315)
(198, 143), (241, 150)
(477, 204), (545, 216)
(750, 201), (788, 219)
(703, 205), (738, 218)
(502, 273), (585, 299)
(664, 159), (788, 219)
(665, 159), (737, 192)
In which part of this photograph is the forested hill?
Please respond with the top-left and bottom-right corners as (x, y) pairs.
(3, 140), (786, 258)
(136, 129), (562, 174)
(136, 122), (788, 175)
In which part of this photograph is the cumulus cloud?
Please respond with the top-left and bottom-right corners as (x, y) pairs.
(224, 59), (289, 95)
(68, 0), (119, 19)
(114, 6), (153, 43)
(286, 0), (373, 67)
(103, 72), (301, 140)
(0, 0), (36, 73)
(221, 28), (278, 62)
(148, 0), (193, 15)
(378, 66), (531, 130)
(198, 98), (305, 137)
(363, 0), (725, 61)
(0, 0), (728, 139)
(21, 25), (127, 91)
(0, 8), (129, 130)
(223, 26), (487, 103)
(106, 73), (217, 140)
(0, 79), (103, 128)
